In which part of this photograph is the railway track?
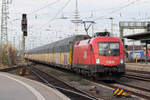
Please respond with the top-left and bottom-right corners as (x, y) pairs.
(127, 69), (150, 75)
(29, 66), (99, 100)
(114, 82), (150, 99)
(124, 69), (150, 82)
(123, 74), (150, 82)
(28, 62), (150, 99)
(92, 80), (150, 99)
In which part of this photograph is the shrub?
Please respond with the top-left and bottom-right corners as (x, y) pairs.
(0, 44), (17, 65)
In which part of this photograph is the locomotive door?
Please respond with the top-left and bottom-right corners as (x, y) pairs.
(77, 44), (79, 66)
(69, 42), (73, 66)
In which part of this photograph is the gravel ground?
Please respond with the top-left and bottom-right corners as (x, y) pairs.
(30, 64), (138, 100)
(119, 77), (150, 91)
(126, 71), (150, 78)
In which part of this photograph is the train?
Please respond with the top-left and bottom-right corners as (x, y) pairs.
(26, 32), (125, 80)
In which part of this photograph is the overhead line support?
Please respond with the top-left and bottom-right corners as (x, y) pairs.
(1, 0), (11, 65)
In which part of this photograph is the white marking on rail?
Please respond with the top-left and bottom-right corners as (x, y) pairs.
(0, 73), (46, 100)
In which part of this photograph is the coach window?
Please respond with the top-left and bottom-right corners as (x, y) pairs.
(61, 46), (64, 52)
(55, 47), (57, 52)
(54, 47), (56, 52)
(63, 46), (65, 52)
(44, 49), (46, 53)
(49, 48), (50, 53)
(48, 48), (49, 53)
(40, 49), (42, 53)
(67, 45), (69, 52)
(55, 47), (57, 53)
(66, 45), (68, 52)
(64, 45), (67, 52)
(45, 48), (47, 53)
(49, 48), (51, 53)
(59, 46), (61, 52)
(53, 47), (54, 53)
(61, 46), (63, 52)
(58, 46), (59, 52)
(57, 46), (59, 52)
(62, 46), (65, 52)
(43, 49), (45, 53)
(39, 49), (41, 54)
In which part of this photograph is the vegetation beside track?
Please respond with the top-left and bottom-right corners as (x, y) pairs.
(0, 44), (18, 66)
(0, 63), (9, 69)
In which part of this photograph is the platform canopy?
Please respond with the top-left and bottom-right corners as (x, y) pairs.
(123, 31), (150, 43)
(124, 31), (150, 63)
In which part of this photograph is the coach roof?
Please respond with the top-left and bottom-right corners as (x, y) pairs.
(27, 35), (90, 54)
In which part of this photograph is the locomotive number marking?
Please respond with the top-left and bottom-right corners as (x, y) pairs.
(106, 60), (115, 64)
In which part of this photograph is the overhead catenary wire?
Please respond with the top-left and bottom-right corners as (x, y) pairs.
(95, 0), (141, 21)
(37, 0), (71, 29)
(28, 0), (61, 15)
(62, 0), (133, 14)
(7, 0), (60, 23)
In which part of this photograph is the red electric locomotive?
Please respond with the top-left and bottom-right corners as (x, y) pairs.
(73, 32), (125, 80)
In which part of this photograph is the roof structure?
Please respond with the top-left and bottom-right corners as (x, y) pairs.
(124, 31), (150, 63)
(123, 31), (150, 43)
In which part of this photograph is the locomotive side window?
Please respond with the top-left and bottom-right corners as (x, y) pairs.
(98, 42), (120, 56)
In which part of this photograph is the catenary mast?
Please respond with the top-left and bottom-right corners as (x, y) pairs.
(71, 0), (82, 35)
(1, 0), (11, 65)
(74, 0), (79, 33)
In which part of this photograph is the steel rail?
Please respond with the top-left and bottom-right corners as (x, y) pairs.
(30, 66), (99, 100)
(93, 80), (150, 99)
(123, 74), (150, 82)
(126, 69), (150, 75)
(28, 61), (150, 99)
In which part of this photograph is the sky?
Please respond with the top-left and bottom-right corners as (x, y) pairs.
(1, 0), (150, 50)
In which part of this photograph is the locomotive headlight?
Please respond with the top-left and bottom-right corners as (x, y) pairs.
(120, 59), (124, 64)
(96, 58), (100, 64)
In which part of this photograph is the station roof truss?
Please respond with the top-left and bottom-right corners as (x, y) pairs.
(123, 31), (150, 43)
(119, 21), (150, 29)
(119, 21), (150, 39)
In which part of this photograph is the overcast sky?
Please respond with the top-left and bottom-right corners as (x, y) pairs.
(1, 0), (150, 50)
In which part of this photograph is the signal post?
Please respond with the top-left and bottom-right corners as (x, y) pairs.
(20, 14), (28, 75)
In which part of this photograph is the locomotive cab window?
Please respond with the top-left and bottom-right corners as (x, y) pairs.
(98, 42), (120, 56)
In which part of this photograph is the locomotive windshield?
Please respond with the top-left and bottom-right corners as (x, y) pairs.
(98, 42), (120, 56)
